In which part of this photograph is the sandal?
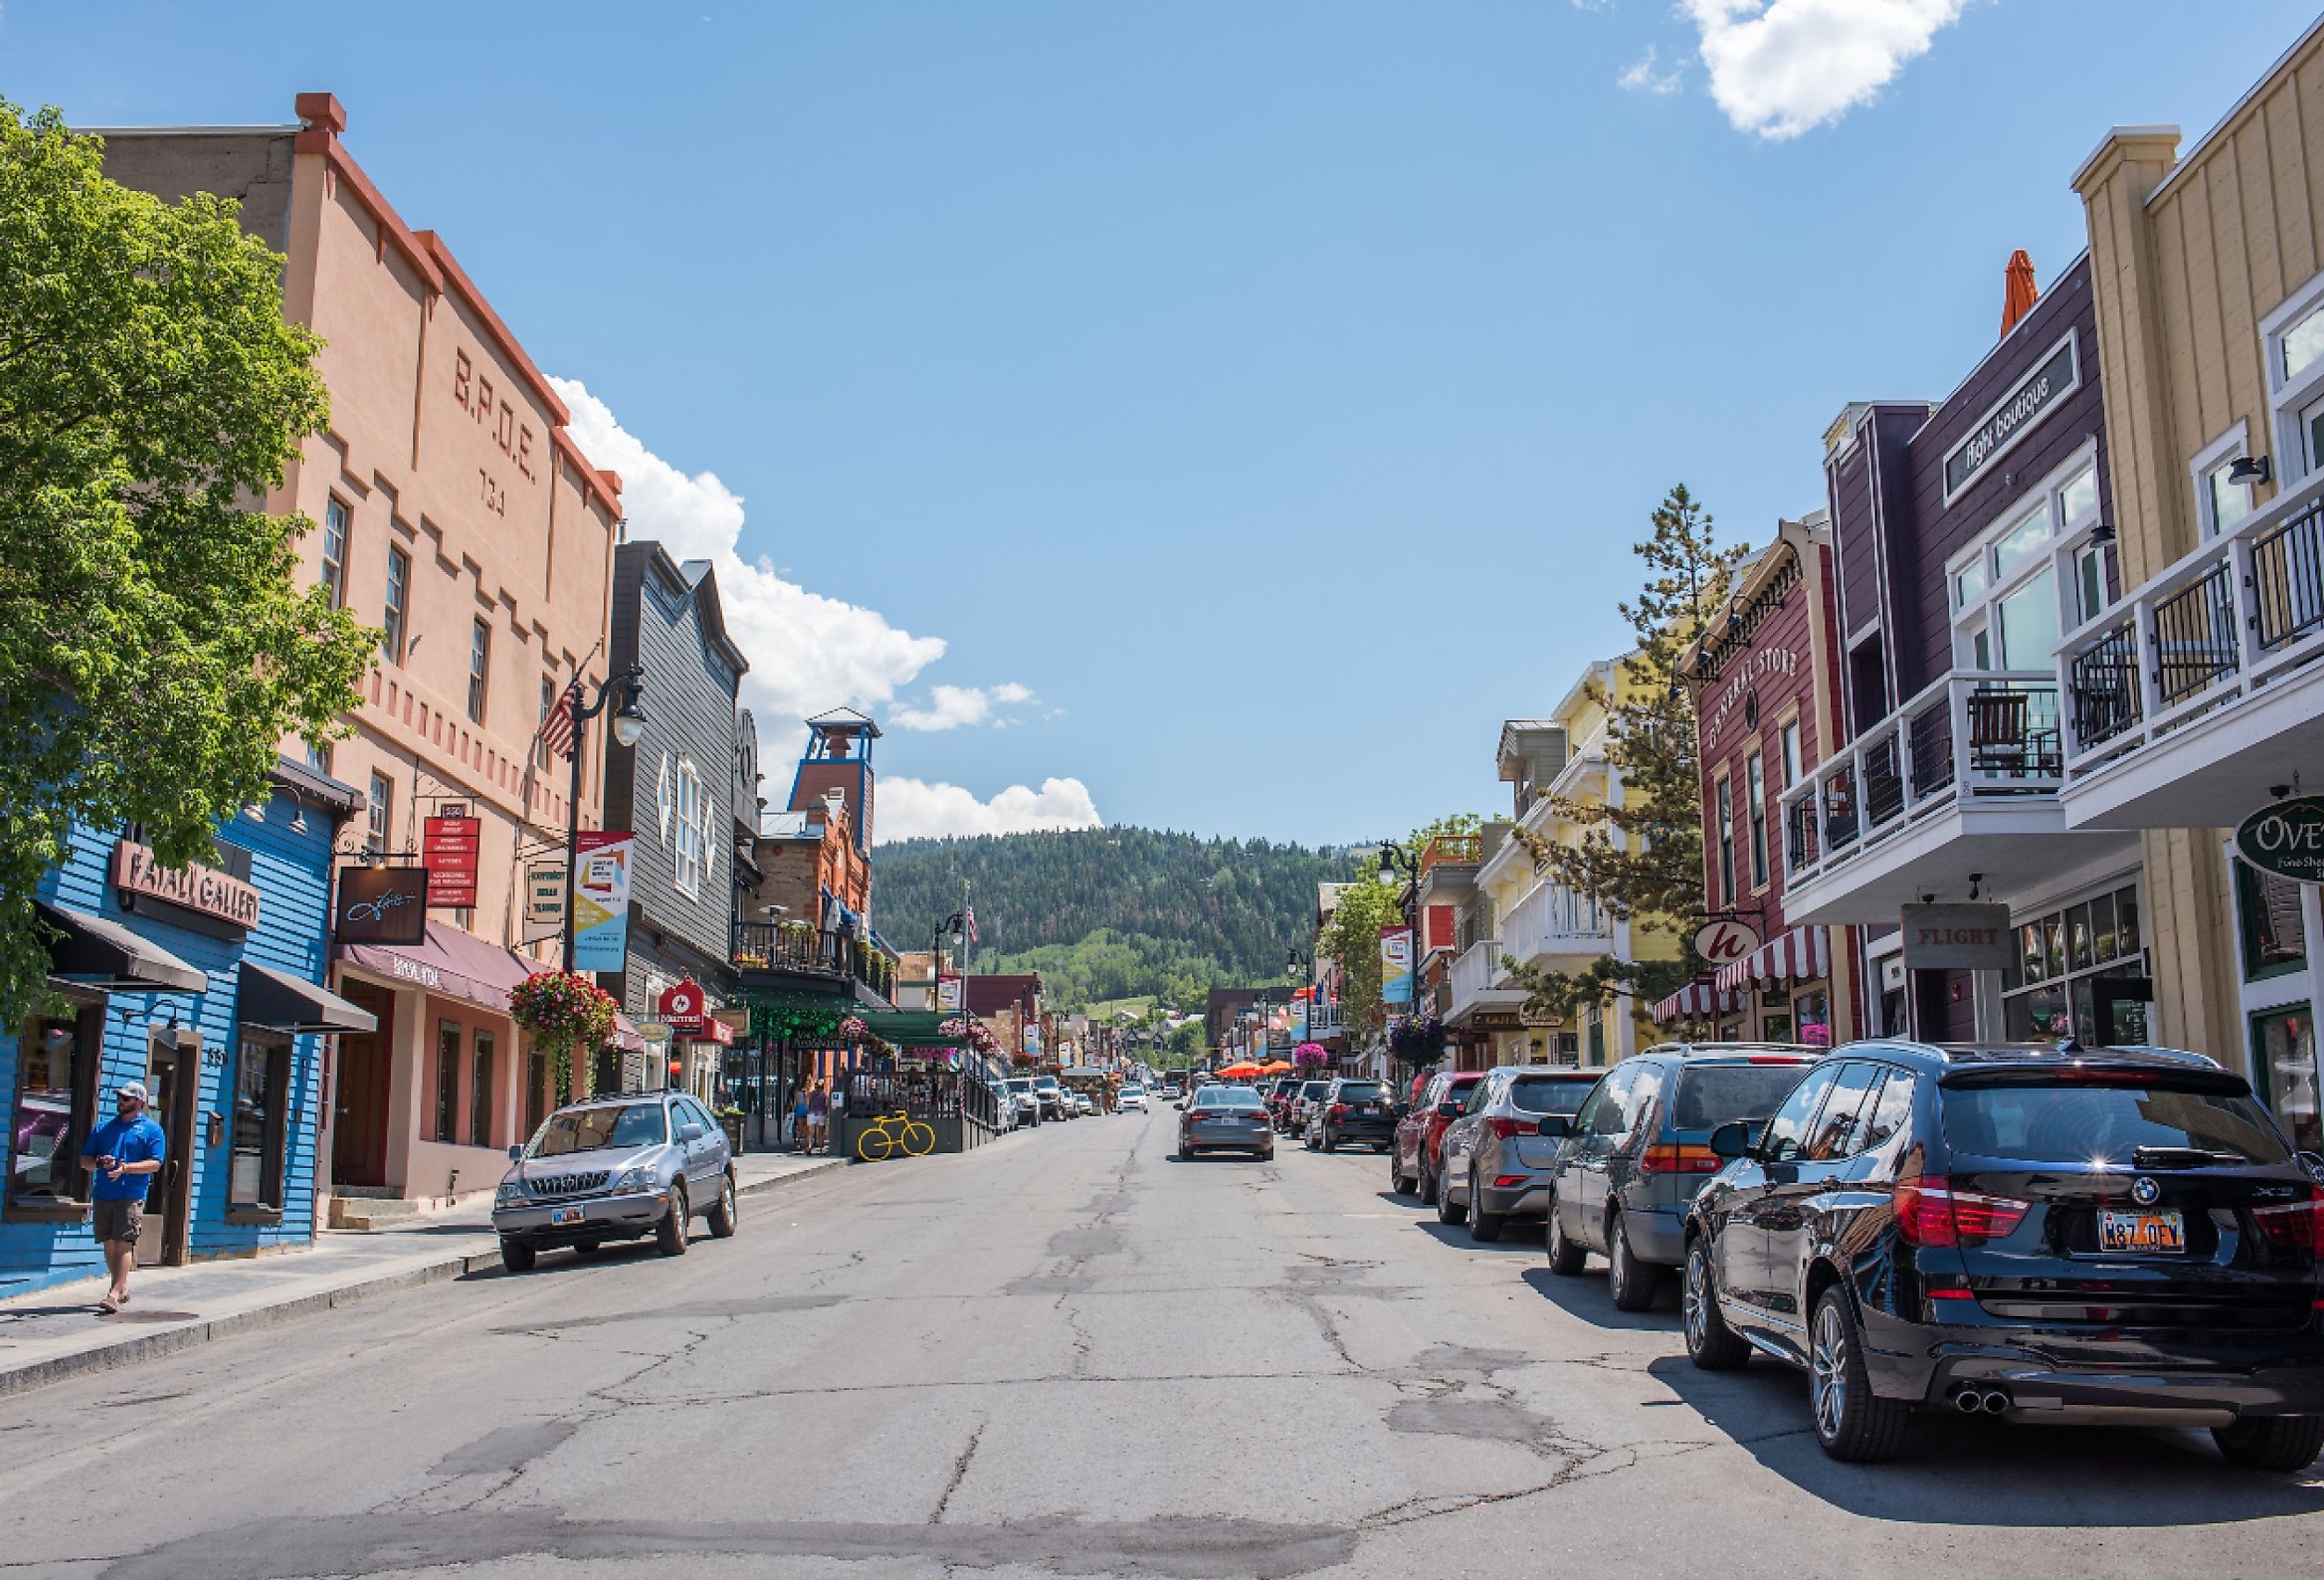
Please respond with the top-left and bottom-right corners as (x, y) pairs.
(97, 1298), (121, 1315)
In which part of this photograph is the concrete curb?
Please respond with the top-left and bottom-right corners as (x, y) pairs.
(0, 1156), (851, 1399)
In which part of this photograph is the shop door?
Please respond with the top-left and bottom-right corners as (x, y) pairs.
(332, 983), (393, 1188)
(2092, 976), (2154, 1047)
(137, 1035), (197, 1268)
(2252, 1006), (2320, 1154)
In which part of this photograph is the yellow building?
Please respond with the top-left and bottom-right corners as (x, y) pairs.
(1454, 658), (1683, 1069)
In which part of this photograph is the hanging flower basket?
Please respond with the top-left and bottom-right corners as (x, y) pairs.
(837, 1015), (872, 1042)
(508, 970), (619, 1099)
(1293, 1040), (1330, 1070)
(1388, 1015), (1447, 1066)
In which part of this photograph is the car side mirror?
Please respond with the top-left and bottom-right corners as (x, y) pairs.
(678, 1121), (706, 1143)
(1435, 1100), (1462, 1119)
(1707, 1121), (1754, 1160)
(507, 1144), (524, 1162)
(1173, 1100), (1186, 1110)
(1534, 1113), (1573, 1140)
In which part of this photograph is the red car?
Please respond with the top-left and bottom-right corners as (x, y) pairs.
(1391, 1069), (1483, 1206)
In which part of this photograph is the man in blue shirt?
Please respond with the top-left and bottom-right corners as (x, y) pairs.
(81, 1081), (165, 1314)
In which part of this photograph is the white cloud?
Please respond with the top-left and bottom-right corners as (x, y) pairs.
(874, 776), (1105, 843)
(1683, 0), (1967, 140)
(892, 681), (1040, 731)
(1617, 45), (1682, 96)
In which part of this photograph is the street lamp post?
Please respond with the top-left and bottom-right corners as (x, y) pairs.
(931, 911), (964, 1014)
(563, 664), (648, 974)
(1376, 841), (1423, 1080)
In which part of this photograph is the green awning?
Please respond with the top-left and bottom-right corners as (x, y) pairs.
(860, 1010), (962, 1046)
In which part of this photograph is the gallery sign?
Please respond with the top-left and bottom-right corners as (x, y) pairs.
(2236, 796), (2324, 884)
(1900, 903), (2014, 971)
(1943, 333), (2078, 503)
(112, 841), (261, 930)
(334, 864), (428, 945)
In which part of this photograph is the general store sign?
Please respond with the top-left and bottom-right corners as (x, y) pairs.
(113, 841), (260, 930)
(2236, 797), (2324, 884)
(1943, 333), (2078, 502)
(1700, 648), (1798, 749)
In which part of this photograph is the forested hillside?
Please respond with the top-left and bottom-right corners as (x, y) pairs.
(874, 828), (1359, 1010)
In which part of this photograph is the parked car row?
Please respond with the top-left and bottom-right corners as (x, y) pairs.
(1369, 1040), (2324, 1472)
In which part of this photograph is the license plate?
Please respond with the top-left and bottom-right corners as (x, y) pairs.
(549, 1206), (585, 1227)
(2098, 1208), (2185, 1253)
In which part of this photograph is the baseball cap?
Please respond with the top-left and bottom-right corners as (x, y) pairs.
(116, 1080), (150, 1104)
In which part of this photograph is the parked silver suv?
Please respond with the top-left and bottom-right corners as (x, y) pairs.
(1436, 1065), (1601, 1241)
(492, 1092), (736, 1271)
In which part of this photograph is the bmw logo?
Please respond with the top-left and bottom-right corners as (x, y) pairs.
(2130, 1176), (2160, 1206)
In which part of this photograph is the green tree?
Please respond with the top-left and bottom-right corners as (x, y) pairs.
(1319, 854), (1404, 1047)
(1504, 484), (1746, 1019)
(0, 102), (375, 1026)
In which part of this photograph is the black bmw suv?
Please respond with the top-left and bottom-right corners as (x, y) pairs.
(1683, 1041), (2324, 1468)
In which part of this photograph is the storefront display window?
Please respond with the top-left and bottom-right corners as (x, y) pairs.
(1760, 1006), (1795, 1043)
(2004, 883), (2148, 1042)
(229, 1035), (286, 1208)
(9, 1002), (97, 1202)
(2234, 860), (2306, 981)
(1793, 992), (1830, 1047)
(434, 1020), (460, 1143)
(470, 1029), (495, 1149)
(2251, 1006), (2319, 1153)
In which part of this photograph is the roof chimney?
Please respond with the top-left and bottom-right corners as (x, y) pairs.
(2000, 249), (2040, 339)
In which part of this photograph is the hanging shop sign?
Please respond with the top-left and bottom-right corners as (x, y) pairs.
(2236, 796), (2324, 884)
(1943, 332), (2078, 503)
(694, 1015), (735, 1047)
(334, 864), (429, 945)
(112, 841), (261, 930)
(1380, 925), (1414, 1005)
(522, 860), (566, 943)
(570, 831), (634, 971)
(422, 814), (481, 908)
(1692, 918), (1761, 966)
(636, 1020), (674, 1043)
(658, 977), (708, 1033)
(1900, 903), (2014, 971)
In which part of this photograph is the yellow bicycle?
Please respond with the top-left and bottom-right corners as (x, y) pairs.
(854, 1110), (938, 1161)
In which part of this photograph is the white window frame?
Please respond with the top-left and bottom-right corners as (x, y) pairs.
(2189, 421), (2256, 539)
(673, 758), (703, 898)
(656, 753), (673, 844)
(2261, 269), (2324, 481)
(1945, 441), (2103, 669)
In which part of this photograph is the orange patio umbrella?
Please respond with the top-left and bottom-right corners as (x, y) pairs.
(1260, 1059), (1293, 1074)
(1217, 1062), (1262, 1078)
(2000, 249), (2039, 338)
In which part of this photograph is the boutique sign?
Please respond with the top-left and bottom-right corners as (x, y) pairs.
(2237, 797), (2324, 884)
(1944, 333), (2078, 502)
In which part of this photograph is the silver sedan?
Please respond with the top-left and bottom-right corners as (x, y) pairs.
(1175, 1085), (1275, 1160)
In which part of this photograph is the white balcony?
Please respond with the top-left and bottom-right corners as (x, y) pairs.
(1447, 938), (1529, 1026)
(2060, 467), (2324, 828)
(1501, 879), (1616, 970)
(1777, 671), (2133, 924)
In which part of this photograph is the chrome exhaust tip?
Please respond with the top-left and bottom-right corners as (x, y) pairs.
(1953, 1389), (1984, 1414)
(1981, 1389), (2011, 1415)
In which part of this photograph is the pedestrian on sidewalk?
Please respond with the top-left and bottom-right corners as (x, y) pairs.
(82, 1080), (165, 1314)
(791, 1084), (810, 1152)
(805, 1082), (828, 1155)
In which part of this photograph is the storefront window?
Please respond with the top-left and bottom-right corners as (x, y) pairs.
(434, 1021), (460, 1143)
(230, 1035), (285, 1208)
(2235, 859), (2307, 981)
(2004, 884), (2147, 1044)
(2251, 1006), (2319, 1153)
(471, 1030), (496, 1149)
(1761, 1005), (1795, 1043)
(1792, 991), (1830, 1047)
(10, 1003), (95, 1202)
(526, 1047), (548, 1138)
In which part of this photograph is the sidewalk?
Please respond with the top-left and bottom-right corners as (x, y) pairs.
(0, 1150), (848, 1398)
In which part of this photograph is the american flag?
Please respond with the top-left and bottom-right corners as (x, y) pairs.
(965, 905), (978, 944)
(538, 677), (581, 760)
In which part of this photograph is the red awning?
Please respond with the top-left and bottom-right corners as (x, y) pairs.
(1649, 981), (1744, 1022)
(336, 920), (644, 1049)
(1714, 925), (1832, 994)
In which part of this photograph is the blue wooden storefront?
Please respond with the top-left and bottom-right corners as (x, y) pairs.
(0, 765), (368, 1300)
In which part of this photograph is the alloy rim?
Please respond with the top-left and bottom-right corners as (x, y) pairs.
(1811, 1302), (1846, 1440)
(1683, 1250), (1707, 1347)
(1611, 1221), (1629, 1300)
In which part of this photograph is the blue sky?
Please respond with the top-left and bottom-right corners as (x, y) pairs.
(5, 2), (2317, 844)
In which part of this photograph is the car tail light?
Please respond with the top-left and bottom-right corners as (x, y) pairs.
(1638, 1143), (1723, 1174)
(1485, 1117), (1526, 1141)
(1187, 1110), (1215, 1121)
(1746, 1055), (1807, 1065)
(1329, 1104), (1349, 1117)
(1894, 1177), (2029, 1247)
(1492, 1174), (1528, 1188)
(2250, 1187), (2324, 1255)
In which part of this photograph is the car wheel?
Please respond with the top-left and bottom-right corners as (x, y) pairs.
(1180, 1146), (1199, 1161)
(1809, 1288), (1908, 1462)
(655, 1183), (691, 1257)
(1259, 1145), (1275, 1161)
(1374, 1142), (1392, 1153)
(1436, 1167), (1465, 1224)
(1544, 1194), (1586, 1275)
(1684, 1237), (1749, 1370)
(1419, 1158), (1439, 1206)
(1468, 1171), (1504, 1242)
(2213, 1415), (2324, 1472)
(498, 1237), (536, 1274)
(1608, 1211), (1658, 1312)
(706, 1173), (738, 1238)
(1387, 1148), (1406, 1194)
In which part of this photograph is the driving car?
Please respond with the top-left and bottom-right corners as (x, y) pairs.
(491, 1092), (736, 1271)
(999, 1077), (1042, 1128)
(1071, 1090), (1098, 1117)
(1305, 1077), (1397, 1152)
(1119, 1083), (1149, 1112)
(1435, 1066), (1600, 1240)
(1683, 1040), (2324, 1469)
(1266, 1075), (1305, 1133)
(1033, 1075), (1069, 1121)
(1392, 1069), (1485, 1205)
(1287, 1079), (1333, 1134)
(1541, 1044), (1819, 1310)
(1177, 1083), (1275, 1160)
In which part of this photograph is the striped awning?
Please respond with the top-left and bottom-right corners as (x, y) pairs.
(1649, 981), (1744, 1022)
(1714, 925), (1832, 993)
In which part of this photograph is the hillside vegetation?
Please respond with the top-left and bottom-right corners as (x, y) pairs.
(874, 827), (1358, 1010)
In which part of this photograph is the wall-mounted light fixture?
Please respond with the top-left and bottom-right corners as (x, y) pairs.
(2229, 454), (2273, 487)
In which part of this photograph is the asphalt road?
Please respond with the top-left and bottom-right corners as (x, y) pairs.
(4, 1109), (2322, 1579)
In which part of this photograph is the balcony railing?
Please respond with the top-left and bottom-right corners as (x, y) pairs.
(1420, 834), (1483, 871)
(1501, 879), (1614, 961)
(1779, 671), (2061, 886)
(731, 922), (896, 1000)
(1448, 938), (1526, 1021)
(2063, 471), (2324, 769)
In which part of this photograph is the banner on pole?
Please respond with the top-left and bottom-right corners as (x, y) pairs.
(1380, 925), (1414, 1005)
(570, 832), (634, 971)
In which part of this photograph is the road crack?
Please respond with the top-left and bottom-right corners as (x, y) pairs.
(929, 1421), (987, 1524)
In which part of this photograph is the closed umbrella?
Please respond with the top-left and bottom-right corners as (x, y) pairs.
(2000, 249), (2039, 338)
